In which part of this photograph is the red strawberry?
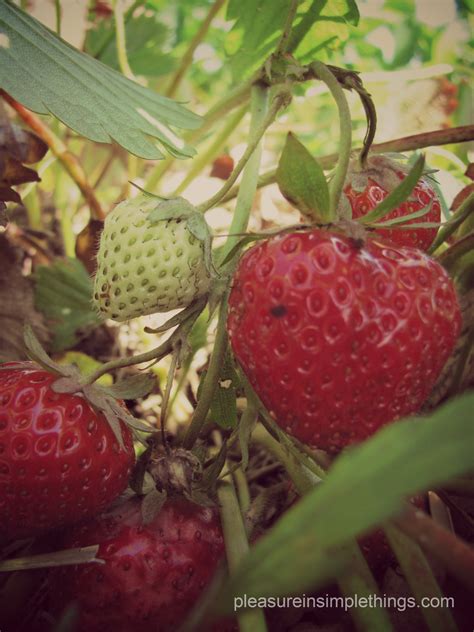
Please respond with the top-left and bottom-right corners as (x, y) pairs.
(341, 155), (441, 251)
(0, 362), (134, 541)
(227, 229), (461, 453)
(48, 496), (225, 632)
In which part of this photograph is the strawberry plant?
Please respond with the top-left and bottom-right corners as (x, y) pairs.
(0, 1), (473, 632)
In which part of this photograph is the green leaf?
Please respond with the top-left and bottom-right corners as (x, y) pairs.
(0, 2), (200, 159)
(276, 133), (330, 222)
(34, 258), (101, 352)
(360, 155), (425, 224)
(215, 392), (474, 612)
(210, 350), (240, 430)
(225, 0), (291, 78)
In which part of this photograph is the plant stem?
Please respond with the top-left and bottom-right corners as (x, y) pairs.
(215, 85), (271, 264)
(159, 348), (179, 447)
(54, 0), (61, 36)
(217, 470), (267, 632)
(309, 61), (352, 218)
(384, 523), (458, 632)
(275, 0), (299, 57)
(23, 187), (43, 231)
(287, 0), (323, 53)
(198, 85), (282, 216)
(395, 503), (474, 593)
(182, 297), (229, 449)
(219, 125), (474, 204)
(166, 0), (226, 98)
(172, 104), (247, 197)
(144, 81), (252, 192)
(233, 467), (251, 514)
(429, 192), (474, 255)
(113, 0), (134, 80)
(1, 92), (105, 221)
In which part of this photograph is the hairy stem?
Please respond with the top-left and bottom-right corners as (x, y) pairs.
(219, 125), (474, 204)
(113, 0), (134, 79)
(198, 87), (283, 215)
(275, 0), (299, 57)
(54, 0), (61, 35)
(182, 297), (229, 449)
(309, 61), (352, 218)
(144, 81), (252, 192)
(172, 104), (247, 197)
(217, 470), (267, 632)
(1, 92), (105, 221)
(166, 0), (226, 98)
(215, 85), (271, 264)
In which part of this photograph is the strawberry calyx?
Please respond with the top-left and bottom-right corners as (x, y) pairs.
(13, 325), (155, 449)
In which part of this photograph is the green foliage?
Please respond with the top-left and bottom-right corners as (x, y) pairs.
(34, 258), (101, 352)
(216, 392), (474, 611)
(0, 1), (200, 159)
(276, 132), (330, 222)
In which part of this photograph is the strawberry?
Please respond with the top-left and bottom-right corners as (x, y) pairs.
(0, 362), (135, 541)
(340, 155), (441, 251)
(227, 228), (461, 453)
(93, 195), (212, 322)
(48, 496), (225, 632)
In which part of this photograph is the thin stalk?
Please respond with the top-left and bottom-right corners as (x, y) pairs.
(172, 104), (247, 196)
(429, 192), (474, 254)
(274, 0), (299, 57)
(198, 86), (282, 216)
(218, 125), (474, 205)
(113, 0), (134, 79)
(233, 467), (251, 514)
(218, 470), (267, 632)
(182, 297), (229, 449)
(93, 0), (142, 60)
(54, 0), (61, 36)
(214, 85), (271, 263)
(287, 0), (323, 53)
(159, 349), (179, 449)
(23, 187), (43, 231)
(166, 0), (226, 98)
(1, 92), (105, 220)
(384, 523), (458, 632)
(309, 61), (352, 218)
(144, 81), (252, 192)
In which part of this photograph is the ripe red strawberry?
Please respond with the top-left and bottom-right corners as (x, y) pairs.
(0, 362), (134, 541)
(227, 228), (461, 453)
(48, 496), (225, 632)
(341, 155), (441, 251)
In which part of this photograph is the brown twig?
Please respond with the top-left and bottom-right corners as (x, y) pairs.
(1, 91), (105, 221)
(220, 125), (474, 204)
(395, 502), (474, 593)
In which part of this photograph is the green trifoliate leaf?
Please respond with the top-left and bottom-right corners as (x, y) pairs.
(277, 133), (331, 223)
(360, 155), (425, 224)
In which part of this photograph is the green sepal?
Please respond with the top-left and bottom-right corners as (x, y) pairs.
(147, 197), (196, 223)
(360, 155), (425, 224)
(276, 133), (331, 223)
(101, 373), (156, 400)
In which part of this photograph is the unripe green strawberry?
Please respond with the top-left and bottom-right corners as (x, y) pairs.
(93, 196), (211, 321)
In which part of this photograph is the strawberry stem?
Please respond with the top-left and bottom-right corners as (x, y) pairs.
(182, 296), (229, 449)
(197, 85), (285, 216)
(308, 61), (352, 220)
(217, 467), (268, 632)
